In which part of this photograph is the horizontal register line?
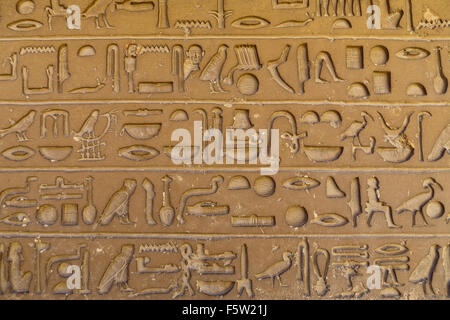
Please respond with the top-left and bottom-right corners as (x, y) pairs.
(0, 232), (448, 240)
(0, 99), (449, 107)
(0, 35), (447, 42)
(0, 166), (447, 173)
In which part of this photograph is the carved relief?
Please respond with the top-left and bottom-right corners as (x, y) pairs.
(0, 0), (448, 302)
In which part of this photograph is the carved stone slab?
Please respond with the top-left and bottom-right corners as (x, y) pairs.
(0, 0), (448, 300)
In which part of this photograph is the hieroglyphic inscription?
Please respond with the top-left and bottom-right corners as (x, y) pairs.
(0, 0), (449, 300)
